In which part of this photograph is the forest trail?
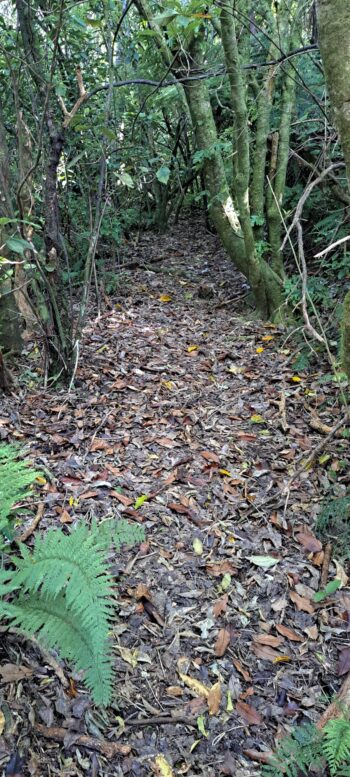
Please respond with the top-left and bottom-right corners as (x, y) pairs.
(1, 217), (348, 776)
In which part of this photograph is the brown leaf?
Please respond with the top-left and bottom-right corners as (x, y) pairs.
(253, 634), (284, 647)
(232, 658), (251, 682)
(90, 439), (113, 453)
(200, 450), (220, 463)
(212, 594), (228, 617)
(296, 532), (322, 553)
(59, 509), (73, 524)
(0, 664), (33, 683)
(168, 502), (190, 514)
(236, 700), (262, 726)
(166, 686), (183, 698)
(207, 681), (222, 716)
(110, 491), (134, 506)
(252, 643), (283, 661)
(276, 624), (303, 642)
(214, 628), (231, 657)
(303, 624), (318, 640)
(290, 590), (315, 614)
(206, 561), (238, 577)
(338, 647), (350, 677)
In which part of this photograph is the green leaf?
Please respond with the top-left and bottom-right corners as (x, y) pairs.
(155, 165), (171, 185)
(6, 237), (32, 256)
(313, 579), (341, 602)
(197, 714), (208, 737)
(134, 494), (149, 509)
(118, 172), (134, 189)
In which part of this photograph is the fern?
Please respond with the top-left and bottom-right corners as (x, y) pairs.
(0, 444), (40, 541)
(263, 723), (323, 777)
(0, 517), (145, 706)
(323, 718), (350, 776)
(263, 718), (350, 777)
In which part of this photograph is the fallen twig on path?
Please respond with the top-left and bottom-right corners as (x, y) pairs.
(320, 542), (332, 588)
(17, 502), (44, 543)
(34, 724), (131, 757)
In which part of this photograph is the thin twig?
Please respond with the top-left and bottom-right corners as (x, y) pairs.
(320, 542), (332, 588)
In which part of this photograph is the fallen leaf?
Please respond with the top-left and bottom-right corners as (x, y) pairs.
(0, 710), (5, 735)
(248, 555), (280, 569)
(296, 532), (322, 553)
(0, 664), (33, 683)
(59, 509), (73, 524)
(187, 345), (198, 353)
(207, 681), (221, 715)
(252, 643), (283, 661)
(250, 414), (265, 423)
(276, 624), (303, 642)
(117, 647), (139, 668)
(236, 700), (262, 726)
(110, 491), (134, 506)
(338, 647), (350, 676)
(193, 538), (203, 555)
(134, 493), (150, 509)
(334, 559), (349, 587)
(153, 754), (174, 777)
(253, 634), (284, 647)
(290, 590), (315, 613)
(166, 686), (183, 697)
(200, 450), (220, 464)
(232, 659), (251, 682)
(179, 674), (210, 698)
(159, 294), (172, 302)
(214, 628), (231, 657)
(212, 594), (228, 617)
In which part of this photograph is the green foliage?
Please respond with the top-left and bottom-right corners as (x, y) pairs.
(0, 518), (145, 706)
(263, 723), (323, 777)
(315, 495), (350, 560)
(323, 718), (350, 776)
(0, 443), (145, 705)
(0, 444), (40, 547)
(263, 718), (350, 777)
(341, 290), (350, 380)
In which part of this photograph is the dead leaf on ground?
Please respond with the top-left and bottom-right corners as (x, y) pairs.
(253, 634), (284, 648)
(0, 664), (33, 683)
(207, 681), (222, 715)
(214, 628), (231, 657)
(236, 700), (262, 726)
(290, 590), (315, 614)
(212, 594), (228, 617)
(276, 624), (303, 642)
(295, 531), (322, 553)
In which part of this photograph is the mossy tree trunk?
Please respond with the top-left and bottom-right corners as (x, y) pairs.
(317, 0), (350, 377)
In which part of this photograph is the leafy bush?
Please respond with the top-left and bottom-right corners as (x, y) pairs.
(315, 495), (350, 560)
(263, 717), (350, 777)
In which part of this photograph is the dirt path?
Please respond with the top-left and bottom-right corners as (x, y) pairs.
(0, 217), (349, 776)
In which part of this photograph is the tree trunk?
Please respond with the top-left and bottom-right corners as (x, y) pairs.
(317, 0), (350, 378)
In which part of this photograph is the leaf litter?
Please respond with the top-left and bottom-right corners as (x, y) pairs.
(0, 216), (349, 776)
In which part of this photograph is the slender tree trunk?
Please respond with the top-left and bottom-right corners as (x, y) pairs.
(317, 0), (350, 378)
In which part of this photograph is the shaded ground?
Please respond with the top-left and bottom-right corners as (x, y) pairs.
(0, 216), (349, 776)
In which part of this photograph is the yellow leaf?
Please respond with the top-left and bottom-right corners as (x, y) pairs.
(319, 454), (330, 465)
(187, 344), (198, 352)
(117, 647), (139, 668)
(162, 380), (174, 390)
(226, 690), (234, 712)
(179, 674), (210, 698)
(35, 476), (46, 485)
(291, 375), (301, 382)
(261, 335), (274, 342)
(190, 739), (201, 752)
(250, 414), (265, 424)
(153, 755), (175, 777)
(159, 294), (172, 302)
(256, 347), (264, 353)
(221, 573), (231, 591)
(227, 365), (243, 374)
(218, 469), (231, 476)
(273, 655), (291, 663)
(0, 710), (5, 735)
(193, 538), (203, 556)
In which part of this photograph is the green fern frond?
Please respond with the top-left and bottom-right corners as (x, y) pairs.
(0, 518), (145, 705)
(263, 724), (323, 777)
(0, 444), (40, 526)
(0, 593), (113, 706)
(323, 718), (350, 775)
